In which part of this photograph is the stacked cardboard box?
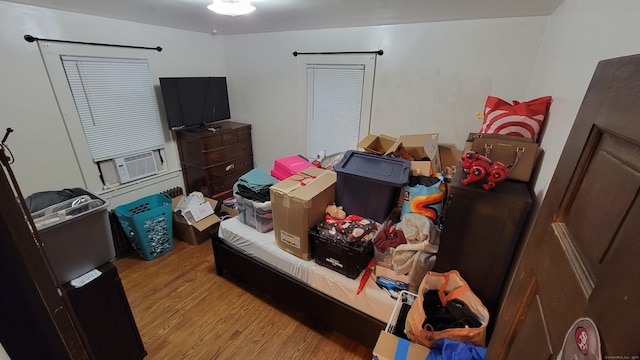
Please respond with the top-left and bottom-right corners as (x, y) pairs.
(270, 167), (336, 260)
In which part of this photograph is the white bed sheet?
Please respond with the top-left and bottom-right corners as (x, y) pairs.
(218, 217), (396, 323)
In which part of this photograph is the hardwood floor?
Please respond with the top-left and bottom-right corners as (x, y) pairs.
(114, 238), (373, 359)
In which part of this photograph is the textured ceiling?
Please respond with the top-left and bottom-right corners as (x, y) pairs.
(7, 0), (564, 35)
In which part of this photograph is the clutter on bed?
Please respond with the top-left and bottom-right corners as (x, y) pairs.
(270, 167), (337, 260)
(401, 174), (447, 225)
(235, 185), (274, 233)
(310, 204), (381, 278)
(334, 150), (411, 223)
(374, 209), (441, 292)
(357, 133), (398, 155)
(316, 212), (379, 245)
(234, 168), (278, 232)
(270, 155), (314, 180)
(392, 134), (442, 175)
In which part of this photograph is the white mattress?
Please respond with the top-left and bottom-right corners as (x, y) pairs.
(218, 217), (396, 323)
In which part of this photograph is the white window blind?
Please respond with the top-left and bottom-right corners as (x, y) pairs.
(62, 56), (165, 162)
(307, 64), (365, 158)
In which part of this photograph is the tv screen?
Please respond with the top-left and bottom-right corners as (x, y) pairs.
(159, 77), (231, 130)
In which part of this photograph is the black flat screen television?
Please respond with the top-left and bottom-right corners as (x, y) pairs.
(159, 77), (231, 130)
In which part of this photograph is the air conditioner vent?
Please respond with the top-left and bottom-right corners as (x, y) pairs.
(114, 151), (158, 183)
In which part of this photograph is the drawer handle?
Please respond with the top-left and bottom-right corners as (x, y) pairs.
(226, 164), (235, 172)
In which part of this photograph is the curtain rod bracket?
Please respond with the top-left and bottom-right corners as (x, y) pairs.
(24, 34), (162, 52)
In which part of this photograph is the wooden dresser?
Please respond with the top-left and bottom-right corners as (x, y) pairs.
(175, 121), (253, 203)
(434, 166), (532, 338)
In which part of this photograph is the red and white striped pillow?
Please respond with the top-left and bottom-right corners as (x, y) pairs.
(480, 96), (552, 142)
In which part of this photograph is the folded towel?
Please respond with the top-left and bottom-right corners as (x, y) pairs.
(238, 168), (278, 192)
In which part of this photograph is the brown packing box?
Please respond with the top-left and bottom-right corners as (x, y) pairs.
(372, 331), (430, 360)
(438, 145), (463, 170)
(357, 133), (398, 155)
(388, 134), (441, 175)
(270, 167), (336, 260)
(172, 196), (221, 246)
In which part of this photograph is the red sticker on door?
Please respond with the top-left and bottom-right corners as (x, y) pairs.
(575, 327), (589, 355)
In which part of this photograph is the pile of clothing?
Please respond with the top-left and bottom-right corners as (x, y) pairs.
(234, 168), (278, 233)
(373, 212), (440, 290)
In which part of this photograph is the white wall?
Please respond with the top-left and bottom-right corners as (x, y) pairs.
(526, 0), (640, 201)
(4, 0), (639, 209)
(222, 17), (548, 171)
(0, 1), (226, 207)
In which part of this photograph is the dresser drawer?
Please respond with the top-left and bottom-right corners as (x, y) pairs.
(202, 140), (252, 165)
(205, 154), (253, 180)
(200, 127), (251, 150)
(180, 139), (252, 165)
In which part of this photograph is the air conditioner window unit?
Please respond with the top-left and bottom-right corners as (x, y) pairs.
(114, 151), (158, 183)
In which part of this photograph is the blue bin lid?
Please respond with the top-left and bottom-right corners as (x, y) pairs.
(333, 150), (410, 186)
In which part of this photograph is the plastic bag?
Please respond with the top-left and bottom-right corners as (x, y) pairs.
(405, 270), (490, 348)
(426, 338), (487, 360)
(401, 174), (446, 224)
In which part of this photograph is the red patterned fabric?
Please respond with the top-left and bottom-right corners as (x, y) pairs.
(479, 96), (552, 142)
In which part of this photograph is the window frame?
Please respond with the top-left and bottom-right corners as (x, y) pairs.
(297, 54), (376, 158)
(38, 42), (176, 193)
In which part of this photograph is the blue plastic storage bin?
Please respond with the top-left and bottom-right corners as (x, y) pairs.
(334, 150), (410, 223)
(115, 193), (173, 260)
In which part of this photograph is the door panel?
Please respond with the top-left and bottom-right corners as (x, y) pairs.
(506, 295), (553, 360)
(488, 54), (640, 358)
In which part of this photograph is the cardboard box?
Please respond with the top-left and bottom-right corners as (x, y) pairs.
(389, 134), (441, 175)
(438, 145), (463, 170)
(375, 291), (429, 360)
(174, 194), (215, 224)
(373, 331), (430, 360)
(270, 167), (336, 260)
(172, 196), (221, 246)
(357, 133), (398, 155)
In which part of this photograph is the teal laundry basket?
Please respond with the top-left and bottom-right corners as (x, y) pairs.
(115, 193), (173, 260)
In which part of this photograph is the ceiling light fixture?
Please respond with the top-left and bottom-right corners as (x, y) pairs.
(207, 0), (256, 16)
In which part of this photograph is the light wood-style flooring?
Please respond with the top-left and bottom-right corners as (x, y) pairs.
(115, 238), (373, 359)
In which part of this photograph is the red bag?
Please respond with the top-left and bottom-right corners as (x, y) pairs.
(479, 96), (552, 142)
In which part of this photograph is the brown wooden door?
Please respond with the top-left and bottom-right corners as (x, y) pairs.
(487, 54), (640, 358)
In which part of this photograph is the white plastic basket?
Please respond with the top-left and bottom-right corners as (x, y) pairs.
(385, 290), (418, 334)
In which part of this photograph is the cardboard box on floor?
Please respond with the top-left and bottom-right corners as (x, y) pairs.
(270, 167), (336, 260)
(373, 331), (430, 360)
(172, 196), (221, 246)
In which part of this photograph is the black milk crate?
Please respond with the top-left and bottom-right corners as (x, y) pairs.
(309, 226), (374, 279)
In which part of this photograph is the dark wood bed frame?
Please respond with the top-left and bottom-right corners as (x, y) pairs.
(211, 232), (386, 349)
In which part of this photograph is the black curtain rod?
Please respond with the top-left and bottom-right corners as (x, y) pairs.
(293, 50), (383, 56)
(24, 34), (162, 52)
